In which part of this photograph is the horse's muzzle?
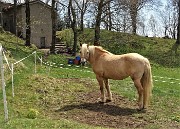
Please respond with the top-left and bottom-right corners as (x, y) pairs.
(81, 58), (86, 66)
(81, 61), (86, 66)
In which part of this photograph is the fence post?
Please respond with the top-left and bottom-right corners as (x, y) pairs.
(40, 56), (42, 66)
(11, 63), (14, 97)
(0, 45), (8, 122)
(34, 51), (36, 74)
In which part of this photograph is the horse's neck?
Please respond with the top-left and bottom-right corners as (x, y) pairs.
(88, 46), (105, 65)
(88, 46), (95, 64)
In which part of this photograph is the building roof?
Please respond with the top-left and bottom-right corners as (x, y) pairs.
(2, 0), (51, 12)
(19, 0), (51, 9)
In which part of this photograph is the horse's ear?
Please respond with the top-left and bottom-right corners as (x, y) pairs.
(87, 44), (89, 48)
(80, 43), (82, 47)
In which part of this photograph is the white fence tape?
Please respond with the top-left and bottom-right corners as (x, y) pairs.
(11, 51), (36, 97)
(37, 55), (93, 74)
(14, 51), (36, 65)
(37, 56), (180, 85)
(153, 75), (180, 81)
(2, 50), (11, 71)
(1, 44), (180, 123)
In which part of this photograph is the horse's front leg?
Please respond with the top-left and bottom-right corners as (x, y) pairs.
(96, 75), (106, 103)
(104, 78), (112, 102)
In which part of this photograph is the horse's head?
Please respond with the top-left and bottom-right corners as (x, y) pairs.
(80, 43), (90, 66)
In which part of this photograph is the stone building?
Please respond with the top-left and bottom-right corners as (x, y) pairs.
(1, 0), (52, 48)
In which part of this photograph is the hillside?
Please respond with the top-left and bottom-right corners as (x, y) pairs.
(57, 29), (180, 67)
(0, 29), (180, 129)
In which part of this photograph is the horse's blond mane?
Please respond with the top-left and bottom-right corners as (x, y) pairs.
(89, 45), (112, 56)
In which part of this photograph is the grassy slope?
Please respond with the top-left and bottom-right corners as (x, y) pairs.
(0, 29), (179, 128)
(57, 29), (180, 67)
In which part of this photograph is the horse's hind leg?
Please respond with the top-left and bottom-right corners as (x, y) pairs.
(96, 75), (106, 103)
(104, 79), (112, 102)
(133, 78), (144, 110)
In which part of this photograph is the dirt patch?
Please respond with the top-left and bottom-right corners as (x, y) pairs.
(38, 78), (179, 129)
(53, 91), (149, 128)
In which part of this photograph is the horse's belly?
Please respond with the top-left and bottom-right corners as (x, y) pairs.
(103, 72), (129, 80)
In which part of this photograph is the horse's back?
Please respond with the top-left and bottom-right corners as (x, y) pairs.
(95, 53), (149, 80)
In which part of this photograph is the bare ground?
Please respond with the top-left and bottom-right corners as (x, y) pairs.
(37, 78), (180, 129)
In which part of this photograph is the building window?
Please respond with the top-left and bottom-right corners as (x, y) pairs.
(40, 37), (46, 48)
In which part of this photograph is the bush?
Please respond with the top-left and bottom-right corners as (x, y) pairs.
(27, 108), (39, 119)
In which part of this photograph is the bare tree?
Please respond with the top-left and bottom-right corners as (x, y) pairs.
(68, 0), (78, 56)
(50, 0), (56, 54)
(172, 0), (180, 53)
(25, 0), (31, 46)
(13, 0), (17, 35)
(117, 0), (161, 35)
(94, 0), (111, 46)
(102, 0), (112, 31)
(74, 0), (90, 32)
(94, 0), (104, 46)
(159, 1), (178, 38)
(148, 15), (157, 37)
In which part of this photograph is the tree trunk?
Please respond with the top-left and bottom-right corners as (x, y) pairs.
(94, 0), (104, 46)
(69, 0), (78, 56)
(13, 0), (17, 36)
(129, 0), (138, 35)
(172, 0), (180, 54)
(79, 0), (85, 32)
(25, 0), (31, 46)
(50, 0), (56, 54)
(107, 1), (112, 31)
(80, 11), (84, 32)
(130, 9), (137, 34)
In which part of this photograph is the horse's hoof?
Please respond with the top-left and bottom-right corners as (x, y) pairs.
(106, 99), (112, 103)
(98, 101), (105, 104)
(97, 98), (106, 104)
(137, 107), (147, 112)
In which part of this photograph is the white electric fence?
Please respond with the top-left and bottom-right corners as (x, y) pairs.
(1, 44), (180, 122)
(37, 56), (180, 85)
(0, 44), (36, 122)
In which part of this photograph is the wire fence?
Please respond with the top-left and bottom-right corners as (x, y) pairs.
(1, 44), (180, 122)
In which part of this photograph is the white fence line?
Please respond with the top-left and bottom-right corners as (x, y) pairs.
(11, 51), (36, 97)
(153, 75), (180, 81)
(37, 56), (180, 85)
(2, 50), (36, 97)
(2, 50), (11, 71)
(1, 45), (180, 122)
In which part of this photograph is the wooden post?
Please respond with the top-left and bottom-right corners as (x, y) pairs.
(0, 45), (8, 122)
(40, 56), (42, 66)
(34, 51), (36, 74)
(12, 63), (14, 97)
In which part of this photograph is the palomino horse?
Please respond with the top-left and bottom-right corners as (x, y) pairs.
(80, 43), (153, 110)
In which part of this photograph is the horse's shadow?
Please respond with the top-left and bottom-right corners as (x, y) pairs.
(56, 102), (142, 116)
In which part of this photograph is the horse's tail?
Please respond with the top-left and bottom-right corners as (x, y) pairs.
(141, 60), (153, 108)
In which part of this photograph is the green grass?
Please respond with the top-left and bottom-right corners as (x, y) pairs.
(0, 29), (180, 128)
